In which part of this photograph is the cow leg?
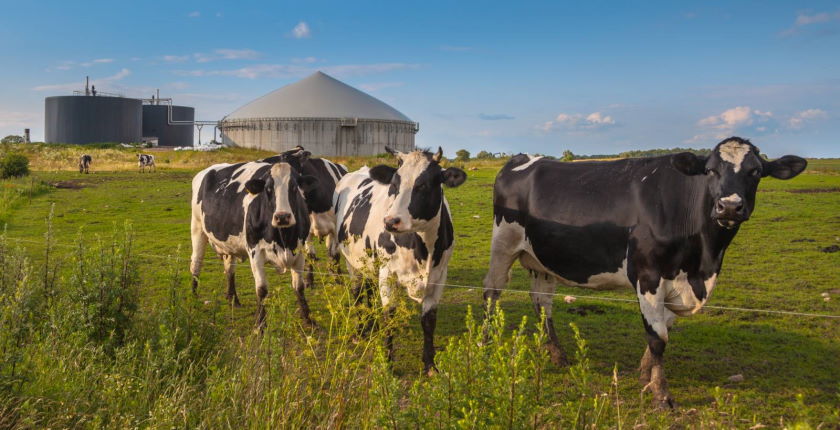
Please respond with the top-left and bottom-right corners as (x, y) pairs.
(304, 236), (316, 289)
(222, 255), (241, 307)
(636, 275), (675, 409)
(482, 223), (521, 314)
(189, 220), (208, 295)
(420, 282), (444, 375)
(249, 251), (269, 330)
(378, 266), (397, 361)
(326, 234), (342, 274)
(530, 273), (567, 366)
(290, 261), (315, 327)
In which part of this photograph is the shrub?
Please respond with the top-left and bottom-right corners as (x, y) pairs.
(0, 153), (29, 179)
(562, 149), (575, 162)
(455, 149), (470, 162)
(1, 135), (24, 144)
(475, 150), (494, 160)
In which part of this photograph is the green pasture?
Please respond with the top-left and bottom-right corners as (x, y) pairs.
(1, 148), (838, 427)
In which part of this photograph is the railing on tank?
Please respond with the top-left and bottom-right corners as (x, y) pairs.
(71, 90), (124, 98)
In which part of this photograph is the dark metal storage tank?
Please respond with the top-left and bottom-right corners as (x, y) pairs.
(45, 96), (142, 144)
(142, 105), (195, 146)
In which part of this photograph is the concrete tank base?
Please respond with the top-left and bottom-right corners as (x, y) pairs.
(220, 118), (416, 156)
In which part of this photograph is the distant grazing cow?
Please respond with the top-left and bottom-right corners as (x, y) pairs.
(138, 154), (155, 173)
(261, 147), (348, 288)
(79, 154), (92, 174)
(190, 156), (319, 327)
(483, 137), (806, 408)
(334, 147), (467, 372)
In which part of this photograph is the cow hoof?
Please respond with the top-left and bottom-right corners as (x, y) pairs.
(231, 299), (242, 308)
(654, 397), (676, 411)
(546, 344), (568, 367)
(424, 366), (438, 377)
(639, 371), (652, 386)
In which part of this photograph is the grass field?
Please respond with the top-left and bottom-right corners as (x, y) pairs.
(1, 144), (838, 428)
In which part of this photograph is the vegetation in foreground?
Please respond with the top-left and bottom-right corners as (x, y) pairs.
(0, 144), (837, 428)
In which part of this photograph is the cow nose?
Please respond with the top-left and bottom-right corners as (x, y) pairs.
(273, 212), (292, 226)
(384, 216), (401, 231)
(715, 199), (743, 215)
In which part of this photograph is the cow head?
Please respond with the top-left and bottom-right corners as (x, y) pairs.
(672, 137), (807, 229)
(243, 162), (319, 228)
(369, 147), (467, 234)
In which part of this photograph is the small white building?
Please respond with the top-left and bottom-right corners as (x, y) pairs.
(220, 71), (417, 156)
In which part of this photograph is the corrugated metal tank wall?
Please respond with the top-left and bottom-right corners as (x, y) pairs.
(219, 118), (416, 156)
(142, 105), (195, 146)
(45, 96), (142, 144)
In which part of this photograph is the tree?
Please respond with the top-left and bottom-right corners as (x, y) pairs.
(475, 150), (494, 160)
(1, 135), (24, 144)
(0, 153), (29, 178)
(455, 149), (470, 162)
(561, 149), (574, 162)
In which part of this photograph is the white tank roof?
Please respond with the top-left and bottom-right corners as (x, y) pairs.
(225, 71), (412, 122)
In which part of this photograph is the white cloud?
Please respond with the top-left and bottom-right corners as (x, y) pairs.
(540, 111), (616, 132)
(176, 62), (419, 80)
(0, 110), (37, 128)
(698, 106), (757, 129)
(163, 55), (190, 63)
(788, 108), (828, 129)
(690, 106), (827, 143)
(214, 49), (260, 60)
(51, 58), (115, 70)
(358, 82), (404, 92)
(780, 10), (840, 36)
(292, 56), (319, 64)
(188, 11), (200, 18)
(33, 68), (131, 92)
(167, 81), (190, 90)
(292, 21), (311, 39)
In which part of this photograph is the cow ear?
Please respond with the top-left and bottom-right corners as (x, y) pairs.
(384, 146), (398, 156)
(369, 165), (397, 184)
(442, 167), (467, 187)
(763, 155), (807, 179)
(298, 175), (319, 192)
(245, 179), (266, 194)
(671, 152), (706, 176)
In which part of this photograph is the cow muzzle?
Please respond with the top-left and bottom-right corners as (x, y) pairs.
(272, 212), (295, 228)
(713, 195), (747, 229)
(384, 215), (407, 233)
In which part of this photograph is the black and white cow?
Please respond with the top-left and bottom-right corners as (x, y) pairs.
(334, 147), (466, 372)
(483, 137), (806, 408)
(138, 154), (155, 173)
(79, 154), (92, 174)
(261, 147), (348, 285)
(190, 157), (319, 326)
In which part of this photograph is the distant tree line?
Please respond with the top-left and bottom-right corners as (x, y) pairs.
(451, 147), (712, 163)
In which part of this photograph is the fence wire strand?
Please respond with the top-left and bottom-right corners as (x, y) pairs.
(6, 236), (840, 319)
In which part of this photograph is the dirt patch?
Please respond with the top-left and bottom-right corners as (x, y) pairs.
(566, 304), (606, 316)
(787, 188), (840, 194)
(52, 180), (87, 189)
(820, 245), (840, 253)
(769, 217), (786, 222)
(791, 238), (816, 243)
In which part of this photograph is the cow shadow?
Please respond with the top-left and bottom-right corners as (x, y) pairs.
(428, 268), (839, 398)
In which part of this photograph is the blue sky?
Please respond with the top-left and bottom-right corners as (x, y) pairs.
(1, 0), (838, 157)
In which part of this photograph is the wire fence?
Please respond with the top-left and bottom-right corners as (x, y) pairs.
(6, 236), (839, 320)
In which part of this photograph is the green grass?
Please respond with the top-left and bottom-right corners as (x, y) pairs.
(1, 149), (839, 427)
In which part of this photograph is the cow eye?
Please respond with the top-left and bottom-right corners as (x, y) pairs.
(750, 169), (761, 177)
(705, 168), (716, 176)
